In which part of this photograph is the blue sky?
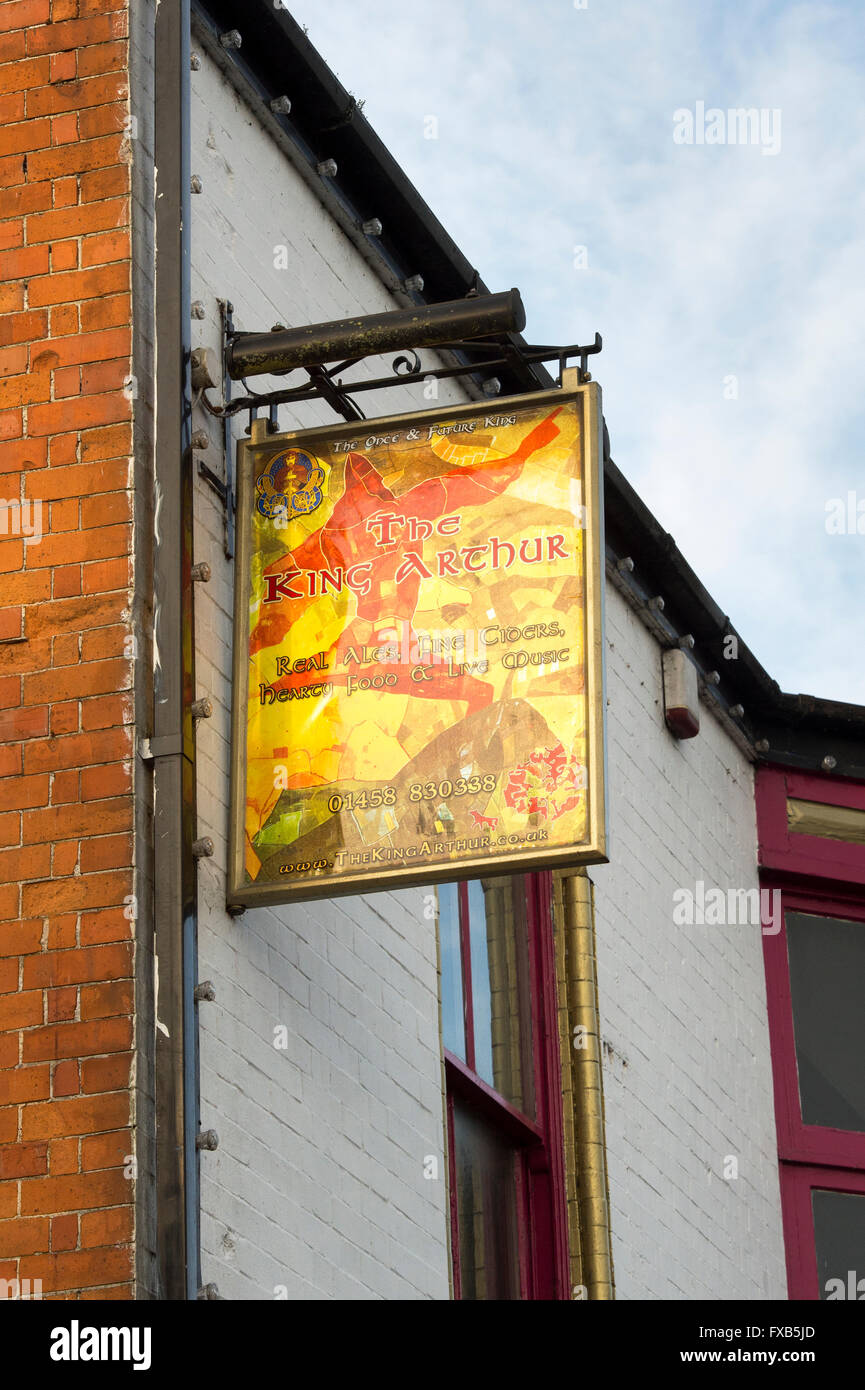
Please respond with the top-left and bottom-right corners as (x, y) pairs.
(288, 0), (865, 703)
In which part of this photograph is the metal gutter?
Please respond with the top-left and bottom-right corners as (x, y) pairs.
(152, 0), (202, 1300)
(129, 0), (158, 1301)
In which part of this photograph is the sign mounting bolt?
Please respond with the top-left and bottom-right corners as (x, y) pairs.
(191, 347), (218, 390)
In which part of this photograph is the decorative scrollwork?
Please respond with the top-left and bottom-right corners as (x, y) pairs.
(392, 350), (422, 377)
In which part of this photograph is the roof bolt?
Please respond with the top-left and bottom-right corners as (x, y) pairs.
(706, 670), (721, 685)
(191, 429), (209, 451)
(196, 1129), (219, 1151)
(191, 300), (206, 320)
(648, 595), (665, 612)
(822, 755), (837, 772)
(194, 980), (217, 1003)
(482, 377), (501, 397)
(192, 836), (214, 859)
(404, 274), (425, 293)
(190, 174), (203, 194)
(316, 158), (338, 177)
(191, 53), (201, 70)
(362, 217), (382, 236)
(191, 698), (212, 720)
(729, 704), (744, 719)
(678, 634), (695, 650)
(227, 903), (247, 919)
(755, 739), (770, 754)
(271, 323), (287, 332)
(617, 556), (634, 574)
(192, 561), (211, 583)
(219, 30), (242, 49)
(270, 95), (292, 115)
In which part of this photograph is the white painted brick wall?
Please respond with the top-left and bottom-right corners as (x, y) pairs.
(592, 584), (787, 1299)
(189, 45), (786, 1302)
(190, 49), (468, 1301)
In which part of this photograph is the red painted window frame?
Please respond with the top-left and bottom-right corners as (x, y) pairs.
(762, 886), (865, 1169)
(780, 1165), (865, 1301)
(756, 766), (865, 886)
(444, 871), (569, 1300)
(757, 765), (865, 1298)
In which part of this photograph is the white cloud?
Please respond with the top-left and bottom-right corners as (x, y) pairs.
(290, 0), (865, 701)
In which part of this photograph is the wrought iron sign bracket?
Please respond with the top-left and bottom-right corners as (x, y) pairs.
(202, 331), (602, 427)
(199, 290), (601, 427)
(195, 300), (239, 558)
(197, 457), (232, 506)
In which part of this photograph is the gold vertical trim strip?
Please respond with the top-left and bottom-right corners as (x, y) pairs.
(434, 889), (456, 1300)
(554, 868), (614, 1299)
(553, 871), (584, 1295)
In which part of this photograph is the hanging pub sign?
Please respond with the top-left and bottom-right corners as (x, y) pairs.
(228, 377), (607, 906)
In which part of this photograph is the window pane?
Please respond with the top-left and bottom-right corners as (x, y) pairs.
(438, 882), (465, 1060)
(466, 876), (536, 1118)
(787, 912), (865, 1131)
(813, 1189), (865, 1299)
(452, 1097), (521, 1300)
(466, 880), (494, 1084)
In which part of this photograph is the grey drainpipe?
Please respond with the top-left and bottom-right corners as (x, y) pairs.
(153, 0), (202, 1301)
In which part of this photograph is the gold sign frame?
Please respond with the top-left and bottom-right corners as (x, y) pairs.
(228, 376), (607, 907)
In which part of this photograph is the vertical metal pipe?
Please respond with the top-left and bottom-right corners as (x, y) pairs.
(555, 869), (615, 1299)
(153, 0), (201, 1300)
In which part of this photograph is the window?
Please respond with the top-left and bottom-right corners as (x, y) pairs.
(786, 910), (865, 1134)
(780, 1165), (865, 1300)
(438, 872), (568, 1299)
(757, 766), (865, 1299)
(764, 892), (865, 1298)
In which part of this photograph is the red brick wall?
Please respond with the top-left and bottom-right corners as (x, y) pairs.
(0, 0), (136, 1299)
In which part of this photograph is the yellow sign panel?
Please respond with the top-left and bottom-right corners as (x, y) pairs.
(228, 381), (606, 905)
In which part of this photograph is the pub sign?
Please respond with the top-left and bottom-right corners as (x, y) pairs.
(228, 380), (606, 905)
